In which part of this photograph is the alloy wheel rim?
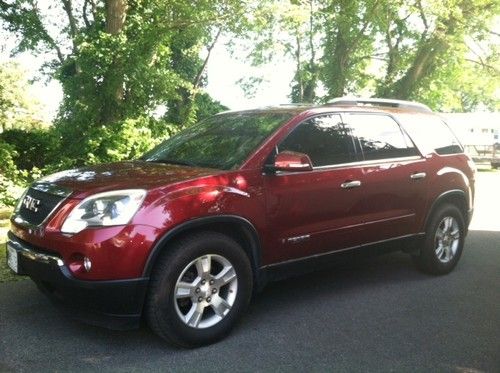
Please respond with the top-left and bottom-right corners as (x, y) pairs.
(434, 216), (460, 263)
(174, 254), (238, 329)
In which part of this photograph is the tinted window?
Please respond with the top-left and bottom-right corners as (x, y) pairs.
(278, 114), (356, 166)
(398, 114), (463, 155)
(344, 114), (419, 161)
(141, 112), (292, 170)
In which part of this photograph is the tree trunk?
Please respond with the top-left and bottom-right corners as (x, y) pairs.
(105, 0), (126, 34)
(327, 30), (349, 98)
(303, 0), (317, 103)
(383, 37), (446, 99)
(379, 7), (459, 100)
(295, 36), (304, 102)
(101, 0), (127, 124)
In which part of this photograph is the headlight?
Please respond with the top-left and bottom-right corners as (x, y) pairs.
(61, 189), (146, 234)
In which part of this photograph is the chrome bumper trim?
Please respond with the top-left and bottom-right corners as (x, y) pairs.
(8, 238), (64, 267)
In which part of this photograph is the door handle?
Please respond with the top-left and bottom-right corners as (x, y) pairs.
(341, 180), (362, 189)
(410, 172), (426, 180)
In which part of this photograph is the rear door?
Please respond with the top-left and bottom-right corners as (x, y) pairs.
(341, 112), (430, 243)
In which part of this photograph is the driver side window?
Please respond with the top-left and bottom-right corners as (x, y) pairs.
(278, 114), (356, 167)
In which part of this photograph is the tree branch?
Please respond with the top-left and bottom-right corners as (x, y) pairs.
(467, 42), (489, 65)
(164, 11), (244, 32)
(349, 0), (379, 51)
(193, 27), (222, 89)
(47, 37), (65, 64)
(30, 2), (65, 64)
(465, 58), (500, 75)
(308, 0), (315, 64)
(295, 34), (303, 101)
(61, 0), (78, 52)
(0, 0), (65, 64)
(82, 0), (91, 29)
(416, 0), (429, 34)
(89, 0), (98, 19)
(353, 53), (388, 63)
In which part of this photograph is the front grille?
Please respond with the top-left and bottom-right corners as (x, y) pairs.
(18, 187), (67, 226)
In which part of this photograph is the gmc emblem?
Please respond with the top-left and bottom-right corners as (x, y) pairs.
(22, 195), (41, 212)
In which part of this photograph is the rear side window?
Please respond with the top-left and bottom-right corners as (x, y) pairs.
(278, 114), (356, 166)
(343, 113), (419, 161)
(398, 114), (464, 155)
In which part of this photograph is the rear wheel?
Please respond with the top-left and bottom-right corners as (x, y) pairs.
(146, 232), (253, 347)
(413, 204), (465, 275)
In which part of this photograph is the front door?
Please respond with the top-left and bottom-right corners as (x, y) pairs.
(264, 113), (367, 264)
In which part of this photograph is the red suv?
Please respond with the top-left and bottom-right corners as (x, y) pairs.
(7, 98), (475, 347)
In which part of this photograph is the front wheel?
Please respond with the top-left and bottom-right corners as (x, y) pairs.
(146, 232), (253, 347)
(412, 204), (466, 275)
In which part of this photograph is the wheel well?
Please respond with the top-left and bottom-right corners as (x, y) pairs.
(426, 191), (469, 230)
(143, 218), (262, 284)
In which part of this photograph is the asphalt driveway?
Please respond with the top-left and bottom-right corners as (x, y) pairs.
(1, 172), (499, 372)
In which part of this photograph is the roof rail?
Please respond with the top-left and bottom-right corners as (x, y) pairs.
(325, 97), (432, 113)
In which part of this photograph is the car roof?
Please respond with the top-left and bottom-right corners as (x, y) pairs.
(218, 98), (433, 117)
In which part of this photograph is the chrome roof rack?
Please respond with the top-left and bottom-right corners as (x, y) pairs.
(325, 97), (432, 113)
(279, 103), (312, 106)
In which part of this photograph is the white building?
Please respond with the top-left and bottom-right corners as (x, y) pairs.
(441, 112), (500, 146)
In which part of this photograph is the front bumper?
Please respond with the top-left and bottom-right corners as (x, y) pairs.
(6, 232), (149, 330)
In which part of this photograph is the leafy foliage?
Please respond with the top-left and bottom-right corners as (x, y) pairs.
(0, 139), (41, 207)
(1, 0), (246, 165)
(0, 128), (58, 170)
(242, 0), (500, 110)
(0, 61), (45, 131)
(0, 0), (498, 208)
(0, 140), (22, 206)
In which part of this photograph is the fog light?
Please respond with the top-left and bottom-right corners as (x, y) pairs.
(83, 257), (92, 272)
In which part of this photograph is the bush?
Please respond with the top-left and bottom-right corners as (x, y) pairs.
(0, 128), (59, 171)
(0, 140), (25, 207)
(87, 117), (167, 164)
(0, 134), (46, 207)
(0, 116), (174, 207)
(55, 116), (172, 167)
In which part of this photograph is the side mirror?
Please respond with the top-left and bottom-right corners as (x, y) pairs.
(266, 151), (313, 173)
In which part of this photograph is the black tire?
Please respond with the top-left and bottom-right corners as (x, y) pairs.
(412, 203), (466, 275)
(146, 231), (253, 347)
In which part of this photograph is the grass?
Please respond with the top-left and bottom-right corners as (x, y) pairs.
(477, 167), (499, 173)
(475, 162), (499, 173)
(0, 208), (26, 283)
(0, 235), (21, 283)
(0, 242), (20, 283)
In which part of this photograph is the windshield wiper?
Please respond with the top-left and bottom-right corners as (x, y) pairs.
(145, 159), (197, 167)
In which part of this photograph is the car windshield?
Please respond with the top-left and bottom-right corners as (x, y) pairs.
(140, 111), (293, 170)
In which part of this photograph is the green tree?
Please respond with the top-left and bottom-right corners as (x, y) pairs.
(374, 0), (500, 109)
(238, 0), (320, 103)
(0, 0), (246, 165)
(243, 0), (499, 110)
(0, 61), (43, 131)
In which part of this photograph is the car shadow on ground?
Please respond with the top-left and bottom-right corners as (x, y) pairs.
(5, 247), (426, 346)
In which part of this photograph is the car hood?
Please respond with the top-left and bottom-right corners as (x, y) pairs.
(37, 161), (222, 198)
